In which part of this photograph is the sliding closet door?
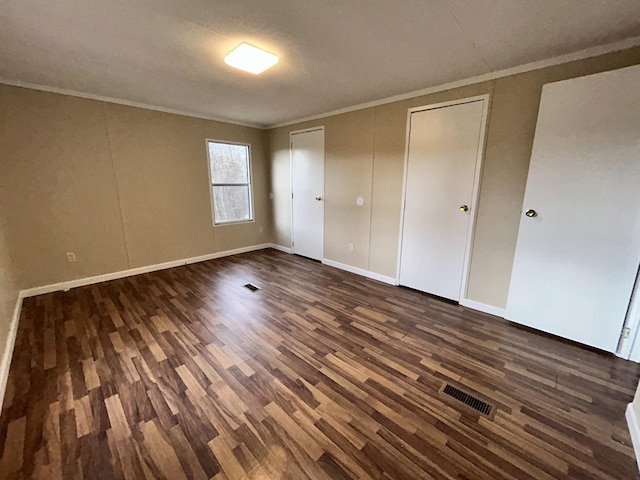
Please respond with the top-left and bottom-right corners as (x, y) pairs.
(506, 64), (640, 352)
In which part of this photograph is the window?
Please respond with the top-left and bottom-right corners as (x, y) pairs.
(207, 141), (253, 224)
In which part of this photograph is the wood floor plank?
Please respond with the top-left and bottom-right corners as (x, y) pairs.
(1, 248), (639, 479)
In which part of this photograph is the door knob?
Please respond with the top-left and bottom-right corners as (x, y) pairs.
(459, 205), (469, 212)
(525, 209), (537, 217)
(315, 196), (322, 201)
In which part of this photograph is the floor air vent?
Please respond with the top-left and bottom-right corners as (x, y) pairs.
(439, 382), (495, 419)
(244, 283), (260, 292)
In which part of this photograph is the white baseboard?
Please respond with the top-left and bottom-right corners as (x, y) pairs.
(459, 298), (506, 317)
(627, 404), (640, 472)
(21, 243), (275, 298)
(0, 294), (24, 411)
(321, 258), (397, 285)
(319, 259), (507, 316)
(269, 243), (293, 254)
(183, 243), (274, 265)
(2, 242), (287, 409)
(21, 260), (187, 297)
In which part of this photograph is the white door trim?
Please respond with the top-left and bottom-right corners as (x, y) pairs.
(290, 126), (325, 257)
(396, 94), (491, 301)
(505, 65), (640, 354)
(617, 267), (640, 359)
(290, 126), (325, 136)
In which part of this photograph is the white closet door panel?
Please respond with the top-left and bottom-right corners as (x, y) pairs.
(507, 64), (640, 352)
(400, 100), (484, 300)
(291, 129), (324, 261)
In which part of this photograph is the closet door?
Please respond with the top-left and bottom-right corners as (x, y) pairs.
(399, 99), (486, 301)
(291, 128), (325, 261)
(506, 65), (640, 353)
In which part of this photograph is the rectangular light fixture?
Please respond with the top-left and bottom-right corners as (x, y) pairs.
(224, 43), (278, 74)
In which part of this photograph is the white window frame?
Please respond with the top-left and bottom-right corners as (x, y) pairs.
(206, 139), (254, 226)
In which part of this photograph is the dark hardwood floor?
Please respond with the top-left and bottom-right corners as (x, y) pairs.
(1, 248), (639, 479)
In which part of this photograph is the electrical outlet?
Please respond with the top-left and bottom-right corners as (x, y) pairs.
(348, 243), (354, 252)
(66, 252), (77, 263)
(259, 225), (264, 234)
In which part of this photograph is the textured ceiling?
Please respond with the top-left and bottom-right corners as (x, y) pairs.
(1, 0), (640, 127)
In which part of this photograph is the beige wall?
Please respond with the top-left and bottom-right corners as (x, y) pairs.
(269, 46), (640, 308)
(0, 84), (270, 290)
(2, 45), (640, 308)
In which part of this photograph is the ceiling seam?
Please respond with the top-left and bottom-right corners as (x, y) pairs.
(145, 3), (293, 68)
(440, 4), (493, 73)
(266, 35), (640, 129)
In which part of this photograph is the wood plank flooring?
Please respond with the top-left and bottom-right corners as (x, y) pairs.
(1, 248), (639, 479)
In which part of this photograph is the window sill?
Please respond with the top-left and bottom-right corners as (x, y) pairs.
(213, 219), (255, 227)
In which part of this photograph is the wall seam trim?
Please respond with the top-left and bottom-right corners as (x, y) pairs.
(101, 102), (132, 269)
(366, 107), (378, 271)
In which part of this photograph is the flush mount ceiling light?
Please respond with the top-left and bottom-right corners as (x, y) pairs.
(224, 43), (278, 74)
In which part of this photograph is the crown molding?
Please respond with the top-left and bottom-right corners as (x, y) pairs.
(267, 35), (640, 129)
(0, 78), (267, 130)
(3, 35), (640, 132)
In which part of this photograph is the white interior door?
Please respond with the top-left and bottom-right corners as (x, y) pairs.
(399, 99), (485, 301)
(506, 64), (640, 353)
(291, 128), (324, 261)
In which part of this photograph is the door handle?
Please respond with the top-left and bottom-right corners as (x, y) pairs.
(459, 205), (469, 212)
(315, 196), (322, 201)
(525, 209), (537, 217)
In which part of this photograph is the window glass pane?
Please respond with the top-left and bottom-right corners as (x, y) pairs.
(213, 185), (251, 223)
(209, 142), (249, 184)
